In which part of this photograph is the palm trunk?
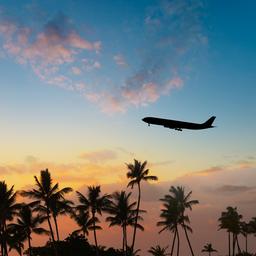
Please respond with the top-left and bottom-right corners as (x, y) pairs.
(208, 252), (210, 256)
(53, 216), (60, 241)
(28, 234), (32, 256)
(228, 232), (231, 256)
(122, 226), (125, 253)
(3, 222), (8, 256)
(232, 233), (235, 256)
(92, 211), (99, 256)
(245, 234), (248, 253)
(124, 225), (128, 256)
(122, 225), (127, 256)
(176, 227), (180, 256)
(183, 222), (195, 256)
(171, 229), (177, 256)
(131, 183), (141, 253)
(236, 235), (241, 253)
(46, 210), (58, 256)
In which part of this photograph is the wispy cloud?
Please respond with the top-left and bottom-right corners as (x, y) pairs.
(0, 0), (207, 113)
(0, 13), (100, 90)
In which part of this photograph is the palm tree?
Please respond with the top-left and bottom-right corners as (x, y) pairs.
(163, 186), (198, 256)
(0, 181), (20, 256)
(201, 243), (217, 256)
(148, 245), (170, 256)
(76, 185), (110, 256)
(158, 194), (192, 256)
(35, 196), (74, 241)
(106, 191), (144, 255)
(240, 221), (253, 253)
(20, 169), (72, 256)
(7, 204), (50, 256)
(218, 207), (243, 256)
(126, 159), (158, 252)
(4, 225), (24, 256)
(72, 210), (98, 237)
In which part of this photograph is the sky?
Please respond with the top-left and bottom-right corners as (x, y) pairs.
(0, 0), (256, 255)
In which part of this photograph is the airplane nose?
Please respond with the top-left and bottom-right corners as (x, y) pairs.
(142, 118), (146, 122)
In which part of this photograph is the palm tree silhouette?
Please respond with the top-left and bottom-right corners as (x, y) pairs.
(126, 159), (158, 252)
(35, 196), (74, 241)
(201, 243), (217, 256)
(106, 190), (144, 255)
(0, 181), (20, 256)
(76, 185), (110, 256)
(240, 221), (253, 253)
(218, 206), (243, 256)
(158, 193), (192, 256)
(20, 169), (72, 256)
(8, 204), (50, 256)
(72, 210), (98, 237)
(148, 245), (170, 256)
(163, 186), (198, 256)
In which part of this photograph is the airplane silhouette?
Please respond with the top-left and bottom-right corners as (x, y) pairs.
(142, 116), (216, 131)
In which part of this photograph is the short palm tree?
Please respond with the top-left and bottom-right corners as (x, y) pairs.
(8, 204), (49, 256)
(126, 159), (158, 252)
(201, 243), (217, 256)
(0, 181), (20, 256)
(76, 185), (110, 256)
(163, 186), (198, 256)
(240, 221), (253, 253)
(218, 206), (243, 256)
(72, 210), (98, 237)
(106, 191), (144, 254)
(148, 245), (170, 256)
(158, 195), (192, 256)
(20, 169), (72, 256)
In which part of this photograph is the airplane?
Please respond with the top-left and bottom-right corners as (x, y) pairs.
(142, 116), (216, 131)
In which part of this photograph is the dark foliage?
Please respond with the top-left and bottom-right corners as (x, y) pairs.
(25, 233), (123, 256)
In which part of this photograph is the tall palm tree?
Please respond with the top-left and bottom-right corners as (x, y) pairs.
(163, 186), (198, 256)
(0, 181), (20, 256)
(126, 159), (158, 252)
(76, 185), (110, 256)
(148, 245), (170, 256)
(201, 243), (217, 256)
(7, 204), (50, 256)
(72, 210), (98, 237)
(106, 191), (144, 255)
(20, 169), (72, 256)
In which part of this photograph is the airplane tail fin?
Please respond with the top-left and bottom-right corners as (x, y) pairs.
(204, 116), (216, 127)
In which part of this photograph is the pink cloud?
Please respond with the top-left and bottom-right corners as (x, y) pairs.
(122, 82), (160, 106)
(0, 15), (101, 89)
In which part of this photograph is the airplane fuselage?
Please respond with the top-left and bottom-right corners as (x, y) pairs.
(142, 116), (216, 131)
